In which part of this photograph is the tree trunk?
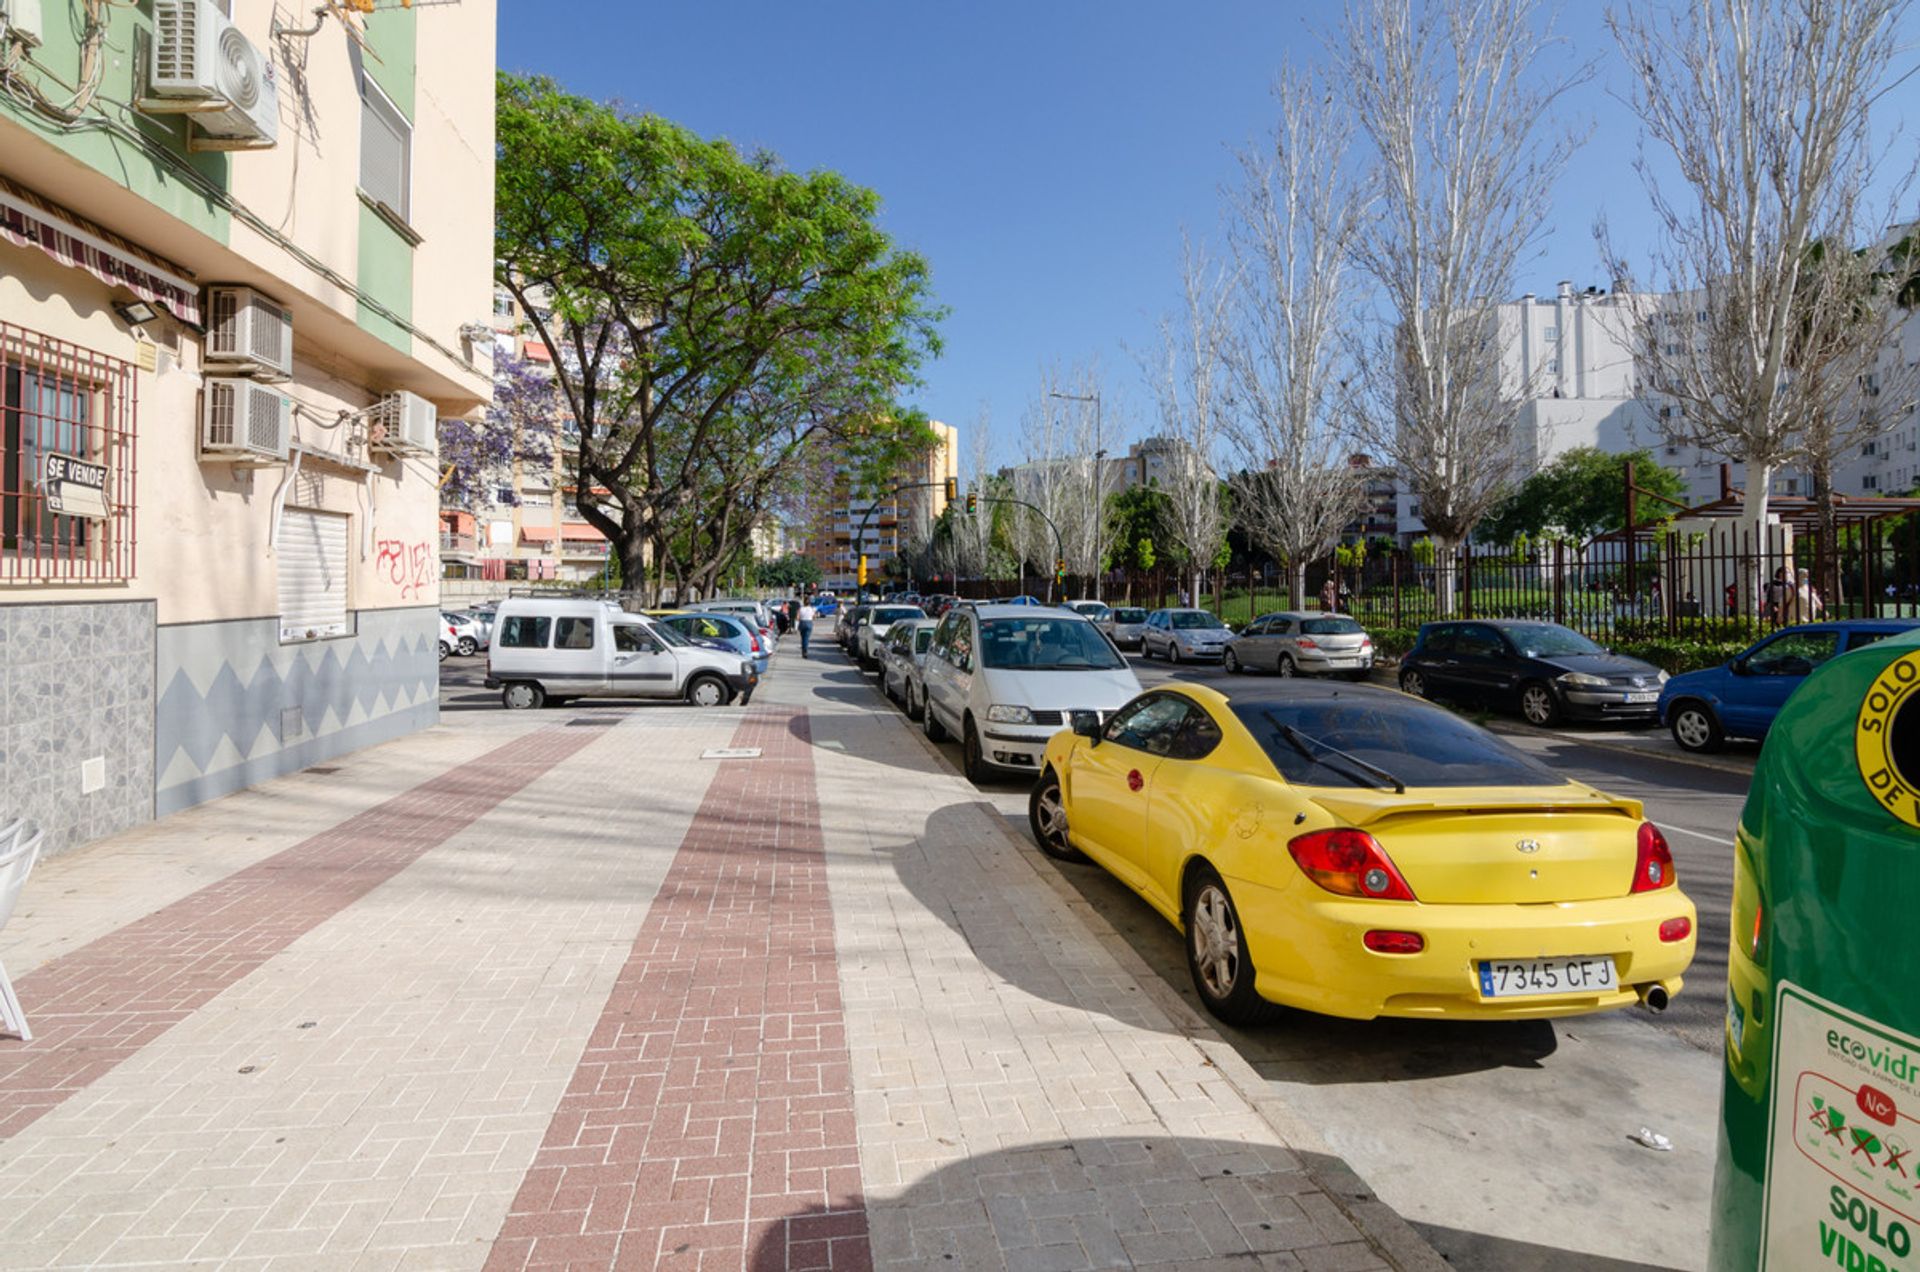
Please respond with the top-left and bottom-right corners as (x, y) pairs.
(1291, 559), (1308, 613)
(1741, 459), (1775, 618)
(1433, 535), (1458, 618)
(1813, 460), (1841, 616)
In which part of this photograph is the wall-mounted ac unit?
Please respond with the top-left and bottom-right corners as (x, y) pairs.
(202, 377), (291, 463)
(0, 0), (44, 47)
(204, 285), (292, 379)
(369, 391), (438, 458)
(145, 0), (279, 150)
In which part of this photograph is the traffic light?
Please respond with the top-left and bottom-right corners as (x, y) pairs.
(1054, 559), (1066, 584)
(965, 491), (978, 515)
(857, 555), (868, 586)
(944, 476), (958, 505)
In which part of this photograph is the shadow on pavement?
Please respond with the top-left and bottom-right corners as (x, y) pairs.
(747, 1134), (1392, 1269)
(1413, 1221), (1686, 1271)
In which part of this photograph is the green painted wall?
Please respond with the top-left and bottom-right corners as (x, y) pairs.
(356, 202), (413, 354)
(355, 6), (416, 353)
(0, 2), (229, 239)
(362, 8), (417, 117)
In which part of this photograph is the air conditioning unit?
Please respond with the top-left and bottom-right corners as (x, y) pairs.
(369, 391), (437, 457)
(0, 0), (45, 47)
(204, 286), (292, 379)
(202, 377), (291, 463)
(146, 0), (279, 150)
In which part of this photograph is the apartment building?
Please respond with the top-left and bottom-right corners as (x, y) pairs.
(1393, 275), (1920, 538)
(439, 283), (610, 585)
(0, 0), (497, 855)
(804, 420), (958, 590)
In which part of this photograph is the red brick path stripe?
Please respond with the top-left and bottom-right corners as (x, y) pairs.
(0, 725), (602, 1143)
(485, 709), (870, 1272)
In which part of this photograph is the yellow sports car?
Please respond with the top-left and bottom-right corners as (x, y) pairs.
(1029, 680), (1696, 1025)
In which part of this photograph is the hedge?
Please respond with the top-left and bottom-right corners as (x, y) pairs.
(1358, 624), (1743, 674)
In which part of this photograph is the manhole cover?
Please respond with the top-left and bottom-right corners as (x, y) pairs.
(306, 766), (341, 775)
(567, 718), (618, 728)
(700, 747), (763, 760)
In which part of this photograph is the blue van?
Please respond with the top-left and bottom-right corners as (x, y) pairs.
(1657, 619), (1920, 752)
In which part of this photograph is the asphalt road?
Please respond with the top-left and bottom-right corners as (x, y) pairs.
(836, 642), (1749, 1272)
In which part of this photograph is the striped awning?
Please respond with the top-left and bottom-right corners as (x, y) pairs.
(0, 174), (202, 326)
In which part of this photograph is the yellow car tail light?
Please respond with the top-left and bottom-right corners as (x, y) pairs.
(1287, 828), (1417, 901)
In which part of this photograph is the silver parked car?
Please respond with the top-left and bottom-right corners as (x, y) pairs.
(1100, 605), (1149, 650)
(1141, 608), (1232, 662)
(1225, 611), (1375, 680)
(878, 618), (939, 718)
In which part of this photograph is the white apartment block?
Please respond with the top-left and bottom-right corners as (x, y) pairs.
(1395, 273), (1920, 539)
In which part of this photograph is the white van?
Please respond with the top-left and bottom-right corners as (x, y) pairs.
(483, 597), (757, 709)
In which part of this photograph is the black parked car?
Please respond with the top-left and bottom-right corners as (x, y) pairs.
(1397, 619), (1669, 726)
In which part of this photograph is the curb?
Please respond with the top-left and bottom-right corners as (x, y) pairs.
(870, 666), (1450, 1272)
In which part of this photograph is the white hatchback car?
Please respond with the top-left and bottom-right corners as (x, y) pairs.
(919, 604), (1142, 784)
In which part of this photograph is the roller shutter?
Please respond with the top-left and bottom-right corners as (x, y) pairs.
(279, 509), (349, 642)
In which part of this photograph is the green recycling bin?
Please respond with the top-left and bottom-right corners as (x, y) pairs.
(1710, 629), (1920, 1271)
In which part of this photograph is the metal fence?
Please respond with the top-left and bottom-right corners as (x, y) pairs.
(936, 517), (1920, 645)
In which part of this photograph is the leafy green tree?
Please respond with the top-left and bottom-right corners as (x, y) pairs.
(1481, 447), (1688, 545)
(495, 74), (944, 598)
(1105, 485), (1171, 572)
(755, 553), (822, 591)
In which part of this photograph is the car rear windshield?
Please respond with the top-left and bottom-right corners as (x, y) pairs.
(1170, 611), (1225, 630)
(1231, 698), (1561, 788)
(1111, 608), (1147, 623)
(874, 606), (923, 624)
(1504, 624), (1602, 658)
(1299, 617), (1364, 636)
(979, 617), (1126, 670)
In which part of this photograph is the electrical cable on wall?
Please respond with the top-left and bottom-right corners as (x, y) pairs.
(0, 7), (479, 373)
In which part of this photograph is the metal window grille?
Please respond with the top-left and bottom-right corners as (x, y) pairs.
(0, 322), (136, 583)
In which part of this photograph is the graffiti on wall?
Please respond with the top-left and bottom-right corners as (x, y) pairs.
(376, 539), (433, 600)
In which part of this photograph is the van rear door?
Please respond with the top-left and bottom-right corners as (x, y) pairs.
(611, 622), (679, 698)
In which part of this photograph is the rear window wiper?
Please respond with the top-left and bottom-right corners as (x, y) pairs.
(1272, 717), (1407, 793)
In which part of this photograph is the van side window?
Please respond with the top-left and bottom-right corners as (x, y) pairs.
(498, 616), (552, 648)
(555, 617), (596, 650)
(948, 618), (975, 672)
(614, 625), (658, 653)
(932, 613), (958, 659)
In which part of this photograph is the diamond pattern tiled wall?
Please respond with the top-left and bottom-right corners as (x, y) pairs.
(0, 602), (156, 859)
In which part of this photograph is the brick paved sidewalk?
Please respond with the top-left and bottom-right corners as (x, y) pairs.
(0, 649), (1438, 1270)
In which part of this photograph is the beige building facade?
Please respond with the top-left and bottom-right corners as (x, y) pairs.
(0, 0), (497, 855)
(804, 420), (958, 590)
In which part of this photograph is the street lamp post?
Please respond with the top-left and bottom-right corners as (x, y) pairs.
(1048, 390), (1104, 601)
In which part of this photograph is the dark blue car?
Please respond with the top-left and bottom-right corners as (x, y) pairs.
(1657, 619), (1920, 752)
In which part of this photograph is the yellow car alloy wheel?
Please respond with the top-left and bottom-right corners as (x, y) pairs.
(1028, 768), (1084, 863)
(1183, 864), (1282, 1026)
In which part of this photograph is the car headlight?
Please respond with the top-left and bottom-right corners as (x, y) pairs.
(986, 704), (1035, 724)
(741, 661), (753, 677)
(1656, 670), (1670, 684)
(1558, 672), (1609, 687)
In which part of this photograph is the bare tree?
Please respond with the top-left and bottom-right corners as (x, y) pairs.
(948, 408), (1006, 585)
(1221, 67), (1370, 610)
(1336, 0), (1588, 614)
(1604, 0), (1914, 604)
(1148, 237), (1234, 607)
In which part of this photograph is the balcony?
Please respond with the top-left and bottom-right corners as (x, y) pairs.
(440, 532), (478, 555)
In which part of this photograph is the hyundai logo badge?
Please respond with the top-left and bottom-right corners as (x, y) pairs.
(1516, 839), (1541, 854)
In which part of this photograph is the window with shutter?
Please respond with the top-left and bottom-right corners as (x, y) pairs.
(279, 509), (351, 642)
(358, 76), (411, 223)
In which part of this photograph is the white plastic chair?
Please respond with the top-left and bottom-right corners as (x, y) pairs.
(0, 819), (44, 1042)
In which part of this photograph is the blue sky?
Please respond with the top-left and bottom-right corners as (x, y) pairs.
(496, 2), (1912, 466)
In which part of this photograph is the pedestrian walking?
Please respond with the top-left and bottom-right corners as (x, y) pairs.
(796, 600), (817, 658)
(1320, 578), (1338, 613)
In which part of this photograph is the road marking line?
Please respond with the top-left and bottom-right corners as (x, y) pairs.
(1661, 825), (1737, 846)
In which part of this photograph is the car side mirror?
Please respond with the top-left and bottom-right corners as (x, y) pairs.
(1074, 716), (1103, 744)
(1730, 657), (1750, 676)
